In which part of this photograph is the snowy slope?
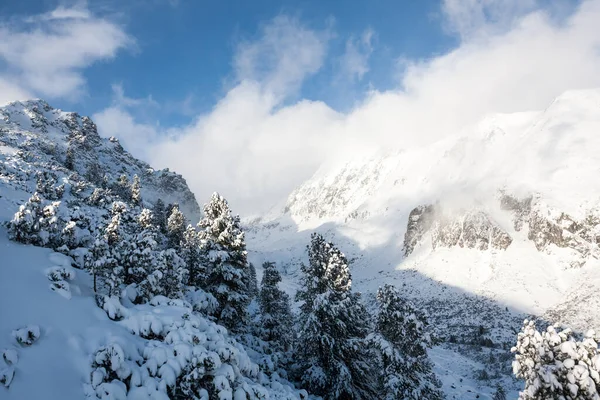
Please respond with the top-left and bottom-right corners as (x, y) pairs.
(0, 101), (306, 399)
(246, 88), (600, 396)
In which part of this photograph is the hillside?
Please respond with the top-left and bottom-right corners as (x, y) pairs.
(0, 99), (201, 222)
(0, 101), (306, 400)
(245, 88), (600, 397)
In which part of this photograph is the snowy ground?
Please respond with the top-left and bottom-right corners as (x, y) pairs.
(0, 227), (114, 399)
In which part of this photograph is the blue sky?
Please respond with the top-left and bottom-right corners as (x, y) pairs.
(0, 0), (598, 213)
(1, 0), (455, 125)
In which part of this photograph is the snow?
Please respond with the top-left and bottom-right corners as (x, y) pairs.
(2, 89), (600, 398)
(244, 88), (600, 397)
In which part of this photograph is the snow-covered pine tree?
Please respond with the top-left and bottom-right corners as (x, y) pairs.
(85, 161), (103, 185)
(166, 204), (186, 249)
(158, 248), (188, 299)
(181, 224), (204, 288)
(493, 385), (507, 400)
(152, 199), (167, 233)
(35, 171), (64, 200)
(370, 284), (444, 400)
(65, 144), (75, 170)
(114, 174), (132, 202)
(295, 233), (376, 399)
(512, 320), (600, 399)
(8, 192), (44, 244)
(127, 209), (160, 297)
(89, 202), (128, 296)
(131, 174), (142, 207)
(8, 193), (64, 248)
(198, 193), (251, 332)
(248, 263), (258, 299)
(259, 262), (293, 351)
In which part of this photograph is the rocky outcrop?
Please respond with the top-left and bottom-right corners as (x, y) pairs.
(432, 211), (512, 251)
(500, 192), (600, 267)
(403, 205), (435, 256)
(403, 204), (512, 256)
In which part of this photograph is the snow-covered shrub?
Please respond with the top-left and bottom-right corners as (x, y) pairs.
(493, 384), (507, 400)
(2, 349), (18, 366)
(87, 343), (134, 400)
(98, 296), (128, 321)
(46, 266), (75, 282)
(86, 302), (306, 400)
(8, 193), (64, 247)
(35, 170), (64, 200)
(12, 325), (41, 346)
(512, 319), (600, 399)
(0, 367), (14, 388)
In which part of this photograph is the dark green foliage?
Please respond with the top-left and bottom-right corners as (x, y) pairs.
(295, 233), (376, 400)
(371, 284), (444, 400)
(259, 262), (293, 351)
(198, 193), (251, 331)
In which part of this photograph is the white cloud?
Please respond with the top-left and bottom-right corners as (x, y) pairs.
(233, 15), (330, 100)
(0, 6), (132, 101)
(96, 0), (600, 216)
(339, 28), (375, 82)
(441, 0), (538, 38)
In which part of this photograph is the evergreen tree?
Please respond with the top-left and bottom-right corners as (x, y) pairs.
(248, 262), (258, 299)
(167, 204), (186, 249)
(85, 162), (103, 185)
(198, 193), (250, 332)
(512, 320), (600, 400)
(259, 262), (293, 351)
(114, 174), (132, 202)
(295, 233), (376, 399)
(131, 175), (142, 206)
(181, 224), (204, 288)
(152, 199), (167, 233)
(65, 145), (75, 170)
(493, 385), (507, 400)
(8, 193), (64, 248)
(370, 284), (444, 400)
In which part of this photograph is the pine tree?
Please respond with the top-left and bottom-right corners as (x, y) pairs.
(8, 193), (44, 244)
(114, 174), (132, 202)
(167, 204), (186, 249)
(248, 262), (258, 299)
(198, 193), (250, 332)
(65, 145), (75, 170)
(512, 320), (600, 400)
(181, 224), (204, 288)
(152, 199), (167, 233)
(8, 193), (64, 248)
(493, 385), (507, 400)
(259, 262), (293, 351)
(295, 233), (376, 399)
(370, 284), (444, 400)
(131, 174), (142, 207)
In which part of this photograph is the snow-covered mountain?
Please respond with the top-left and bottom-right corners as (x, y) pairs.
(2, 89), (600, 399)
(0, 99), (201, 222)
(245, 88), (600, 397)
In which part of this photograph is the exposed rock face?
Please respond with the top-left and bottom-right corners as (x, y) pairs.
(432, 211), (512, 251)
(403, 205), (512, 256)
(501, 192), (600, 267)
(0, 100), (201, 222)
(403, 205), (435, 256)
